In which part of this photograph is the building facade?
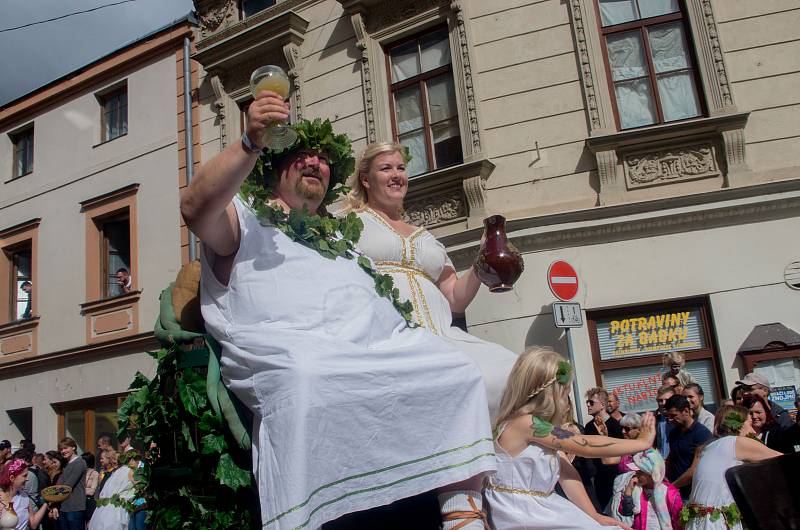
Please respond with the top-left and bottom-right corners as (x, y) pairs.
(0, 21), (199, 450)
(191, 0), (800, 423)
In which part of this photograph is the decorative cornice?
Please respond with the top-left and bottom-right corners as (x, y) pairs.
(449, 193), (800, 269)
(195, 0), (314, 45)
(568, 0), (601, 130)
(0, 218), (41, 240)
(283, 42), (305, 121)
(0, 316), (39, 335)
(80, 290), (142, 314)
(193, 11), (309, 73)
(451, 0), (481, 153)
(700, 0), (733, 108)
(79, 183), (139, 211)
(0, 331), (158, 377)
(586, 113), (749, 152)
(209, 75), (228, 148)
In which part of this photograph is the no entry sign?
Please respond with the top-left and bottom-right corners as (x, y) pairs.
(548, 260), (579, 301)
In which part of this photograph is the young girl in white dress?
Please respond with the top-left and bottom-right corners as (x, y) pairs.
(487, 347), (659, 530)
(682, 405), (780, 530)
(345, 142), (519, 421)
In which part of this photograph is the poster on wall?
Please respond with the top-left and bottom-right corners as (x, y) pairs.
(602, 359), (718, 413)
(771, 386), (798, 421)
(595, 308), (707, 361)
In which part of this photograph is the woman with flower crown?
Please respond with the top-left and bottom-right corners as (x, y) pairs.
(487, 347), (660, 529)
(0, 459), (50, 530)
(681, 405), (780, 530)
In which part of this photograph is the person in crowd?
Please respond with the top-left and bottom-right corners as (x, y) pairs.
(683, 384), (714, 431)
(344, 141), (518, 420)
(610, 449), (682, 530)
(81, 453), (99, 523)
(50, 438), (86, 530)
(661, 374), (684, 396)
(43, 452), (65, 484)
(601, 413), (644, 470)
(664, 394), (712, 499)
(28, 454), (49, 507)
(115, 269), (132, 295)
(743, 394), (799, 454)
(607, 392), (623, 422)
(20, 281), (32, 319)
(95, 436), (115, 473)
(126, 452), (147, 530)
(19, 442), (34, 453)
(654, 385), (675, 459)
(88, 449), (132, 530)
(0, 459), (51, 530)
(683, 405), (781, 530)
(730, 385), (744, 407)
(735, 373), (793, 429)
(181, 90), (496, 529)
(662, 352), (696, 387)
(0, 441), (11, 468)
(583, 387), (624, 511)
(486, 347), (657, 529)
(116, 433), (133, 455)
(10, 450), (39, 509)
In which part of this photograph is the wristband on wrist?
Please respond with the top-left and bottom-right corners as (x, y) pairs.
(241, 132), (263, 155)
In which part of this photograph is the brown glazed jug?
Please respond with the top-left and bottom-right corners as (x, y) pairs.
(474, 215), (524, 292)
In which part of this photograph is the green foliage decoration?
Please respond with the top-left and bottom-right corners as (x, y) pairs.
(531, 416), (555, 438)
(114, 345), (258, 529)
(679, 502), (743, 529)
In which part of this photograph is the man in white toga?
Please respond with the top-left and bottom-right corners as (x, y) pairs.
(180, 88), (495, 530)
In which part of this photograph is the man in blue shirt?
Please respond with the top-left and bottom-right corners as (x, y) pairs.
(664, 393), (711, 499)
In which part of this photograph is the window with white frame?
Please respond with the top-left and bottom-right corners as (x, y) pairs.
(386, 27), (463, 176)
(597, 0), (703, 130)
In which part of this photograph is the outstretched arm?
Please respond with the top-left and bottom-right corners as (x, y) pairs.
(558, 453), (633, 530)
(180, 93), (289, 257)
(735, 436), (782, 462)
(528, 413), (656, 458)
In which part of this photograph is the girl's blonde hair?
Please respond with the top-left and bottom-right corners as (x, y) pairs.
(343, 141), (407, 212)
(493, 346), (573, 434)
(662, 351), (685, 369)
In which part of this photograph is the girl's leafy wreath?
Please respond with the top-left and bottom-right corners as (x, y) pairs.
(239, 118), (415, 325)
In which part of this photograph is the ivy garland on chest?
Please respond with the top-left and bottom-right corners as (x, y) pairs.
(239, 119), (415, 325)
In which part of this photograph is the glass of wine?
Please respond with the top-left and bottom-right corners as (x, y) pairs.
(249, 65), (297, 150)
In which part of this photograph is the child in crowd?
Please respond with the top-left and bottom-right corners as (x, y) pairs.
(486, 347), (657, 529)
(610, 449), (682, 530)
(662, 352), (696, 388)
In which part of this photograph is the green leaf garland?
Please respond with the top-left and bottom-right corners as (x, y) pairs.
(241, 198), (416, 326)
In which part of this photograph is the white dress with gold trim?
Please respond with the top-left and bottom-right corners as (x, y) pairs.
(356, 208), (518, 419)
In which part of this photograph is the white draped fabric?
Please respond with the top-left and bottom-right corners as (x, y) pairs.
(486, 429), (623, 530)
(200, 197), (495, 530)
(356, 209), (519, 420)
(89, 467), (133, 530)
(686, 436), (743, 530)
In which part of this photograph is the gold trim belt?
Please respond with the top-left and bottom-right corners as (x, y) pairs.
(374, 261), (435, 283)
(485, 483), (552, 497)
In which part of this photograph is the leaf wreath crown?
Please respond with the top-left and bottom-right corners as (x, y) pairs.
(528, 360), (573, 399)
(242, 118), (356, 206)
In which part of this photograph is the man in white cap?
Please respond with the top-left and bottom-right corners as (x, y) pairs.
(736, 372), (793, 429)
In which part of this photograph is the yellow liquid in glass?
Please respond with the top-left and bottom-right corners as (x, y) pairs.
(252, 75), (290, 99)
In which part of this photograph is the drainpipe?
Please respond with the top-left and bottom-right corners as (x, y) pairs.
(183, 35), (197, 262)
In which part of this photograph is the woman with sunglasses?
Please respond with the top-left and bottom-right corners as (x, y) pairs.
(602, 413), (647, 470)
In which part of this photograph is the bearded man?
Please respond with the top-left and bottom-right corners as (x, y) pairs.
(180, 91), (494, 530)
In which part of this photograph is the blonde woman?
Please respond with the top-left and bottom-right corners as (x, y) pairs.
(662, 352), (697, 387)
(345, 141), (518, 420)
(487, 347), (657, 529)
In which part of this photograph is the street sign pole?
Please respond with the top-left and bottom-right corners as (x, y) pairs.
(565, 327), (585, 426)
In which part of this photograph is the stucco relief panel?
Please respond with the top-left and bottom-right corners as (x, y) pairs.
(623, 143), (719, 189)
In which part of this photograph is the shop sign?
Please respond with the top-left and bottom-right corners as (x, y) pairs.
(771, 386), (798, 418)
(595, 308), (706, 361)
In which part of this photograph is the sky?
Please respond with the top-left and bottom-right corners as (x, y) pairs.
(0, 0), (194, 107)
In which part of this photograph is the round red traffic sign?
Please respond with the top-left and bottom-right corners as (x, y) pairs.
(548, 260), (579, 301)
